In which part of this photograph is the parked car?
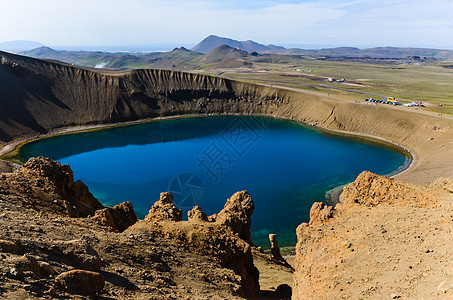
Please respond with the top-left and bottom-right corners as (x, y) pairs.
(404, 101), (424, 107)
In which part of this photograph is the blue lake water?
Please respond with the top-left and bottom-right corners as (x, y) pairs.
(18, 116), (410, 248)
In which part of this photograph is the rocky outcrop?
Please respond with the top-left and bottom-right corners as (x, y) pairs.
(2, 157), (104, 217)
(293, 172), (453, 300)
(22, 157), (103, 216)
(308, 202), (335, 225)
(134, 190), (260, 298)
(93, 201), (137, 232)
(211, 190), (255, 245)
(340, 171), (439, 208)
(188, 205), (208, 222)
(144, 192), (183, 222)
(0, 157), (142, 234)
(269, 234), (284, 261)
(55, 269), (105, 296)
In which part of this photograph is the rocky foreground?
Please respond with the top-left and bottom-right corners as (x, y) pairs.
(294, 171), (453, 299)
(0, 157), (452, 299)
(0, 157), (293, 299)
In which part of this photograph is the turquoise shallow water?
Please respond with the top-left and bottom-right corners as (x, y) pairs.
(18, 116), (410, 247)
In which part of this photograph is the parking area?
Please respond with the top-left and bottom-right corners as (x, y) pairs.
(361, 98), (425, 107)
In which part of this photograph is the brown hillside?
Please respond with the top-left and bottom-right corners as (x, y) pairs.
(197, 45), (249, 64)
(0, 50), (273, 143)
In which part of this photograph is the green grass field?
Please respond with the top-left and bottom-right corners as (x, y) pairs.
(209, 58), (453, 114)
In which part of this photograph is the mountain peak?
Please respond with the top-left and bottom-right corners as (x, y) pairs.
(172, 46), (191, 52)
(191, 35), (285, 54)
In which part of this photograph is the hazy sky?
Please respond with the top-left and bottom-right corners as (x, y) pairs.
(1, 0), (453, 49)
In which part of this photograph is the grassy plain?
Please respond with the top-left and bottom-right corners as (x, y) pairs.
(208, 59), (453, 114)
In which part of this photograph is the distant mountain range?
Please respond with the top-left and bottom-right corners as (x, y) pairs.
(20, 46), (203, 70)
(191, 35), (453, 59)
(19, 44), (261, 70)
(15, 35), (453, 71)
(191, 35), (285, 53)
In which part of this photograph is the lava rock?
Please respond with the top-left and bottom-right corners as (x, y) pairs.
(55, 269), (105, 296)
(94, 201), (137, 232)
(145, 192), (183, 222)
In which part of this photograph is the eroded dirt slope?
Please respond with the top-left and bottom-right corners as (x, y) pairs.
(0, 51), (286, 143)
(293, 171), (453, 299)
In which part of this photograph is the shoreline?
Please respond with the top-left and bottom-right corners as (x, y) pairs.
(0, 112), (415, 174)
(0, 113), (234, 162)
